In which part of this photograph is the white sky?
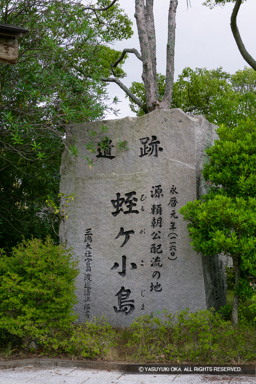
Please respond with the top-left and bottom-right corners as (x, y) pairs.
(105, 0), (256, 118)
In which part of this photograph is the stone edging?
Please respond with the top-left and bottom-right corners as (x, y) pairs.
(0, 358), (138, 371)
(0, 358), (255, 376)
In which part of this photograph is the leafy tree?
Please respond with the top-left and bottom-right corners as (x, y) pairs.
(103, 0), (256, 114)
(0, 0), (132, 249)
(128, 67), (256, 127)
(128, 73), (166, 116)
(180, 119), (256, 326)
(102, 0), (189, 113)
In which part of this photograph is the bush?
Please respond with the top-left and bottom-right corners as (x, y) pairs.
(248, 296), (256, 323)
(42, 317), (117, 358)
(0, 237), (79, 347)
(219, 290), (256, 324)
(126, 309), (256, 364)
(226, 267), (235, 290)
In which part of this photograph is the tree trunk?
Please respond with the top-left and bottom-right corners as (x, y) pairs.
(135, 0), (178, 112)
(231, 256), (240, 326)
(161, 0), (178, 109)
(145, 0), (158, 99)
(135, 0), (158, 112)
(103, 0), (179, 113)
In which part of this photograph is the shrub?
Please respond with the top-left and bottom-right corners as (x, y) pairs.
(226, 267), (235, 290)
(248, 296), (256, 323)
(43, 317), (117, 358)
(126, 309), (256, 364)
(0, 237), (79, 347)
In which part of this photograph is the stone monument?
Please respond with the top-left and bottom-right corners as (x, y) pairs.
(59, 109), (226, 326)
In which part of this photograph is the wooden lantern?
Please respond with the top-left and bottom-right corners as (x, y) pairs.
(0, 23), (29, 64)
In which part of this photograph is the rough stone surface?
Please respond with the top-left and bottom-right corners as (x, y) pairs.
(59, 109), (225, 326)
(0, 36), (18, 64)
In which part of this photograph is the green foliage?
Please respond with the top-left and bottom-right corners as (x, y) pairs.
(218, 304), (232, 321)
(172, 67), (233, 124)
(116, 139), (129, 151)
(0, 235), (115, 359)
(43, 317), (116, 358)
(203, 120), (256, 197)
(0, 237), (79, 347)
(226, 267), (235, 290)
(64, 317), (116, 358)
(239, 299), (256, 325)
(126, 310), (175, 361)
(180, 120), (256, 323)
(128, 74), (166, 116)
(1, 307), (256, 362)
(203, 0), (244, 9)
(46, 193), (76, 223)
(128, 67), (256, 127)
(249, 295), (256, 322)
(218, 289), (256, 324)
(180, 195), (256, 270)
(126, 309), (256, 363)
(0, 152), (62, 249)
(219, 292), (254, 323)
(0, 0), (132, 249)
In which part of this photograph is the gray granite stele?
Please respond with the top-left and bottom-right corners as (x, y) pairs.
(59, 109), (226, 327)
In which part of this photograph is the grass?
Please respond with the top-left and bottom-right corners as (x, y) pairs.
(0, 307), (256, 365)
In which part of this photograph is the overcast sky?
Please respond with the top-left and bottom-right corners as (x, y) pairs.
(105, 0), (256, 118)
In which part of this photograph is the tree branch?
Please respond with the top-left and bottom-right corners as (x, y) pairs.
(135, 0), (158, 111)
(83, 0), (119, 12)
(101, 76), (147, 113)
(163, 0), (178, 108)
(145, 0), (158, 99)
(111, 48), (142, 69)
(231, 0), (256, 71)
(82, 0), (119, 24)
